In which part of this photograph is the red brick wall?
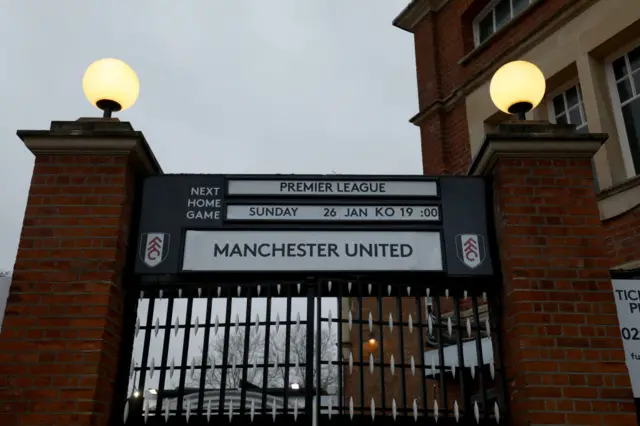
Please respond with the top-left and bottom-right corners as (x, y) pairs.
(602, 203), (640, 267)
(491, 157), (635, 425)
(411, 0), (583, 174)
(0, 154), (138, 426)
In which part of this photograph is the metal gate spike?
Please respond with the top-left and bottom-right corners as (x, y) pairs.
(407, 285), (411, 296)
(389, 312), (394, 333)
(390, 354), (395, 376)
(257, 284), (261, 296)
(482, 291), (487, 301)
(447, 318), (452, 336)
(327, 281), (332, 292)
(194, 316), (199, 335)
(149, 358), (155, 378)
(164, 402), (170, 421)
(272, 397), (277, 420)
(134, 317), (140, 338)
(348, 351), (353, 375)
(368, 283), (372, 294)
(369, 353), (374, 374)
(392, 399), (397, 420)
(295, 312), (301, 332)
(428, 314), (433, 336)
(349, 397), (354, 419)
(178, 288), (182, 298)
(129, 360), (135, 378)
(328, 395), (333, 419)
(159, 289), (163, 299)
(214, 315), (219, 335)
(348, 282), (352, 293)
(144, 400), (149, 423)
(140, 290), (144, 300)
(466, 318), (471, 338)
(368, 312), (373, 331)
(486, 317), (491, 337)
(451, 357), (456, 378)
(250, 400), (255, 422)
(293, 398), (298, 420)
(433, 399), (438, 423)
(235, 314), (240, 334)
(169, 358), (175, 378)
(474, 401), (480, 423)
(464, 290), (468, 300)
(186, 400), (192, 421)
(297, 282), (301, 294)
(470, 360), (476, 380)
(494, 402), (500, 423)
(454, 401), (459, 422)
(410, 356), (415, 376)
(431, 357), (436, 376)
(274, 354), (279, 370)
(228, 399), (234, 421)
(426, 287), (430, 297)
(153, 318), (160, 337)
(254, 313), (260, 331)
(123, 401), (129, 423)
(408, 314), (413, 334)
(445, 289), (449, 299)
(237, 286), (241, 297)
(198, 287), (202, 297)
(490, 360), (495, 379)
(277, 284), (281, 294)
(206, 399), (212, 421)
(388, 285), (392, 296)
(217, 287), (222, 298)
(275, 313), (280, 332)
(370, 397), (375, 420)
(327, 310), (332, 326)
(348, 311), (353, 331)
(413, 399), (418, 421)
(232, 358), (237, 376)
(174, 316), (180, 336)
(190, 357), (196, 379)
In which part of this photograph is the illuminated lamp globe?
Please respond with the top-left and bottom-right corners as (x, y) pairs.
(82, 58), (139, 118)
(489, 60), (546, 120)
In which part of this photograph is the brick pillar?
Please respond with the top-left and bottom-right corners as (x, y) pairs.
(470, 122), (637, 426)
(0, 119), (160, 426)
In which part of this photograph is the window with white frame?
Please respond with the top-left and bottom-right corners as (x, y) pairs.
(474, 0), (535, 46)
(609, 43), (640, 176)
(549, 84), (588, 132)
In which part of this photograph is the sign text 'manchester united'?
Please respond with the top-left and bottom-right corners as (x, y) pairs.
(227, 179), (438, 197)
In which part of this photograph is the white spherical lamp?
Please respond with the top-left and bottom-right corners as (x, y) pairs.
(489, 60), (546, 120)
(82, 58), (140, 117)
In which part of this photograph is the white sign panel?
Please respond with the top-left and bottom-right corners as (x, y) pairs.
(182, 230), (443, 272)
(612, 279), (640, 398)
(226, 205), (440, 222)
(227, 180), (438, 197)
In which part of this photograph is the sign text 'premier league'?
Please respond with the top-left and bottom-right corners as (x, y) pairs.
(226, 205), (440, 221)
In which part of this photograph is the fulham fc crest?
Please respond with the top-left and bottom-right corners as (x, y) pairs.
(455, 234), (486, 269)
(139, 233), (170, 268)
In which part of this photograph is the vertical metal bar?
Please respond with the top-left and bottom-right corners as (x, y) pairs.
(490, 293), (509, 420)
(218, 290), (233, 415)
(111, 288), (138, 426)
(337, 281), (344, 415)
(305, 286), (316, 415)
(434, 294), (449, 415)
(283, 282), (293, 413)
(453, 293), (467, 416)
(261, 284), (272, 415)
(396, 293), (408, 414)
(472, 295), (487, 418)
(135, 294), (155, 418)
(357, 282), (365, 415)
(197, 287), (213, 416)
(414, 293), (428, 417)
(154, 290), (175, 417)
(376, 283), (385, 417)
(176, 291), (194, 417)
(239, 289), (253, 415)
(316, 279), (322, 419)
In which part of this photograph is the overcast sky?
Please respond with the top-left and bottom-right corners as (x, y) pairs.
(0, 0), (419, 271)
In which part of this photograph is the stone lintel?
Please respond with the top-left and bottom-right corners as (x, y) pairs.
(468, 122), (608, 176)
(17, 118), (163, 176)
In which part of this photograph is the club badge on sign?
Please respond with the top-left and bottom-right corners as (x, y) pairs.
(139, 233), (170, 268)
(455, 234), (486, 269)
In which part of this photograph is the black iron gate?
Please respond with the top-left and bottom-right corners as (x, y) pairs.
(114, 277), (506, 425)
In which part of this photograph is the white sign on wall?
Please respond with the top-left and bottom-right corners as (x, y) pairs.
(612, 279), (640, 398)
(182, 230), (443, 272)
(227, 180), (438, 197)
(226, 205), (440, 222)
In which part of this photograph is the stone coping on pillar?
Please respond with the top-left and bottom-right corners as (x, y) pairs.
(468, 121), (608, 176)
(17, 117), (163, 176)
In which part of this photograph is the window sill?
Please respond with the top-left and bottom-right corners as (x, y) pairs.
(597, 174), (640, 221)
(459, 0), (545, 66)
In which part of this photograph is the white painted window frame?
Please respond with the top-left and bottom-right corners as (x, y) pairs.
(472, 0), (537, 47)
(605, 38), (640, 179)
(546, 80), (589, 131)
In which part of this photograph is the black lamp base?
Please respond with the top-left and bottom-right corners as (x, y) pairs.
(508, 101), (533, 121)
(96, 99), (122, 118)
